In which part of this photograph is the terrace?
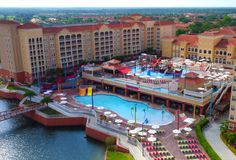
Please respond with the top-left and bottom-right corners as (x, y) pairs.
(82, 57), (232, 113)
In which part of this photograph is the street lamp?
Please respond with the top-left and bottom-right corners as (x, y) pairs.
(142, 108), (146, 156)
(131, 104), (137, 127)
(91, 87), (94, 110)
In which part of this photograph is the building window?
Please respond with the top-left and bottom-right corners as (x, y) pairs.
(208, 50), (211, 54)
(204, 50), (207, 54)
(230, 115), (235, 120)
(199, 49), (202, 53)
(231, 105), (235, 111)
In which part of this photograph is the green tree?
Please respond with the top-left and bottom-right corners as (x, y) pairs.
(41, 96), (53, 107)
(176, 29), (188, 36)
(24, 90), (37, 102)
(179, 17), (190, 23)
(145, 47), (154, 55)
(220, 120), (229, 133)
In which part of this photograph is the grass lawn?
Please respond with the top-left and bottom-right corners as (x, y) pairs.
(106, 151), (134, 160)
(40, 107), (62, 116)
(23, 100), (38, 107)
(7, 85), (33, 93)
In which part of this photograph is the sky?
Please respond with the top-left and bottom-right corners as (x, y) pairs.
(0, 0), (236, 8)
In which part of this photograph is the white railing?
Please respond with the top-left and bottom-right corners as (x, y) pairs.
(96, 119), (128, 135)
(184, 88), (213, 98)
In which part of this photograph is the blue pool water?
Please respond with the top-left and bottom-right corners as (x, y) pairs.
(131, 66), (189, 78)
(74, 94), (175, 126)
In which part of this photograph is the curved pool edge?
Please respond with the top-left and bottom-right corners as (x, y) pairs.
(73, 93), (176, 126)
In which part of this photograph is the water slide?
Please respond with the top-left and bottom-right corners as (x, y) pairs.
(87, 87), (92, 96)
(79, 88), (87, 96)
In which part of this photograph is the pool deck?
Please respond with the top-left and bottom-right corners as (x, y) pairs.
(52, 89), (208, 160)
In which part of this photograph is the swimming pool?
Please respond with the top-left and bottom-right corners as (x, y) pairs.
(131, 66), (189, 78)
(74, 94), (175, 126)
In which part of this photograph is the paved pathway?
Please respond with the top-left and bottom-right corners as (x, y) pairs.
(204, 115), (236, 160)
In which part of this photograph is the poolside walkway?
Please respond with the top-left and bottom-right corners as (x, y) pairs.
(204, 114), (236, 160)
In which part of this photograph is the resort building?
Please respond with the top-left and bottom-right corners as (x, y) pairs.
(0, 14), (176, 83)
(230, 59), (236, 132)
(161, 26), (236, 67)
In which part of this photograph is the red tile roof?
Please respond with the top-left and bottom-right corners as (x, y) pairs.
(43, 22), (144, 34)
(0, 20), (19, 25)
(18, 22), (41, 29)
(155, 21), (175, 26)
(184, 72), (199, 78)
(119, 16), (134, 21)
(139, 16), (153, 21)
(215, 38), (236, 48)
(201, 28), (236, 36)
(178, 77), (205, 85)
(174, 34), (198, 46)
(215, 39), (228, 48)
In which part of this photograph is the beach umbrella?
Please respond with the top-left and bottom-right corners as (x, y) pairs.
(115, 119), (123, 123)
(97, 106), (104, 110)
(172, 129), (181, 134)
(198, 87), (205, 91)
(129, 129), (138, 134)
(147, 136), (157, 142)
(138, 131), (147, 136)
(60, 101), (67, 104)
(86, 104), (92, 107)
(60, 97), (67, 100)
(184, 127), (192, 132)
(104, 111), (111, 115)
(148, 129), (157, 134)
(128, 120), (135, 124)
(135, 127), (143, 132)
(151, 125), (160, 129)
(109, 114), (117, 118)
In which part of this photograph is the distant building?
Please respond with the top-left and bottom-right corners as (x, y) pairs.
(230, 58), (236, 132)
(0, 14), (176, 83)
(161, 27), (236, 67)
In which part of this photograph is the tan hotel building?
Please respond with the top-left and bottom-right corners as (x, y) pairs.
(0, 14), (175, 83)
(161, 27), (236, 67)
(161, 27), (236, 132)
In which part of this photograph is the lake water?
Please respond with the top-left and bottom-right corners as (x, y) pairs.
(0, 98), (105, 160)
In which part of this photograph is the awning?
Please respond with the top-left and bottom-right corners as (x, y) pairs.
(118, 67), (131, 74)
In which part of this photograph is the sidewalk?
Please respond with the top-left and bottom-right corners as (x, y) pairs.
(204, 116), (236, 160)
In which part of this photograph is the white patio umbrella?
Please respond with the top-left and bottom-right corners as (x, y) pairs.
(135, 127), (143, 132)
(60, 97), (67, 100)
(115, 119), (123, 123)
(198, 87), (205, 91)
(184, 127), (192, 132)
(109, 114), (117, 118)
(225, 72), (230, 75)
(97, 106), (104, 110)
(46, 90), (53, 93)
(128, 120), (135, 124)
(129, 129), (138, 134)
(148, 129), (157, 134)
(104, 111), (111, 115)
(151, 125), (160, 129)
(86, 104), (92, 107)
(57, 93), (64, 96)
(172, 129), (181, 134)
(60, 101), (67, 104)
(147, 136), (157, 142)
(138, 131), (147, 136)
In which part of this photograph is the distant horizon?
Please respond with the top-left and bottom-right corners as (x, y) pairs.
(0, 0), (236, 8)
(1, 7), (236, 9)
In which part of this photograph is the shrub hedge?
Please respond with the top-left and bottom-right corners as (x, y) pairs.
(195, 118), (221, 160)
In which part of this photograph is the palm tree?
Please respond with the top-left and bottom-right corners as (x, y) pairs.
(41, 96), (53, 107)
(220, 120), (229, 133)
(24, 90), (37, 102)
